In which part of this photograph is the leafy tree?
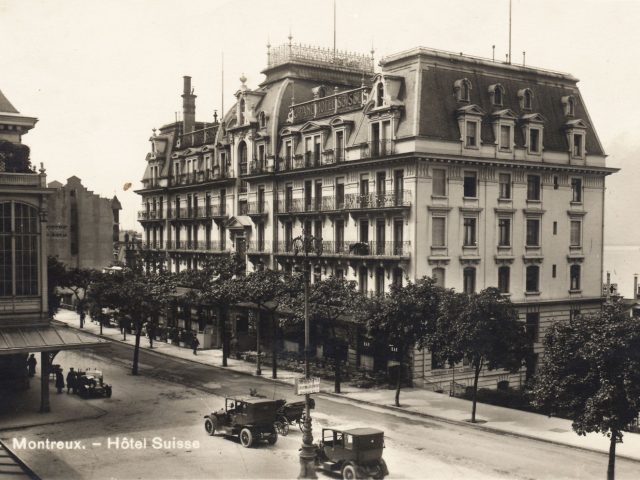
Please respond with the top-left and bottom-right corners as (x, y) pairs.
(181, 255), (245, 367)
(289, 276), (363, 392)
(242, 269), (301, 378)
(47, 256), (66, 317)
(530, 300), (640, 480)
(435, 287), (529, 423)
(61, 268), (96, 328)
(365, 277), (442, 406)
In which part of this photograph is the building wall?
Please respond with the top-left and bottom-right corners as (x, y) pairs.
(47, 176), (118, 270)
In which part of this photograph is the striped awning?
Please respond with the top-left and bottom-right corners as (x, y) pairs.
(0, 325), (108, 355)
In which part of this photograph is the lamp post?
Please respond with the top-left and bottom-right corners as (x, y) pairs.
(292, 228), (322, 479)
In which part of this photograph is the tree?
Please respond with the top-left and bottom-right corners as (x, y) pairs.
(435, 287), (529, 423)
(181, 255), (245, 367)
(289, 276), (363, 392)
(530, 300), (640, 480)
(47, 256), (66, 317)
(242, 269), (301, 378)
(365, 277), (442, 406)
(60, 268), (96, 328)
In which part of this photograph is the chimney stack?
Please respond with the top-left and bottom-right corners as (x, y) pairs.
(182, 76), (196, 134)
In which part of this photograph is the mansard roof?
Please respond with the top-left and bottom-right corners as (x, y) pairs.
(0, 89), (19, 114)
(417, 66), (604, 155)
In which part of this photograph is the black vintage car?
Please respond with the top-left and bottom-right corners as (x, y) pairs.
(76, 370), (112, 399)
(315, 427), (388, 479)
(204, 396), (279, 447)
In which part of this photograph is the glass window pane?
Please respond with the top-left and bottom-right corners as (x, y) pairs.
(432, 217), (445, 247)
(433, 169), (446, 196)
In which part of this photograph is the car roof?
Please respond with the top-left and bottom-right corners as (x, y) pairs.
(226, 396), (277, 404)
(325, 427), (384, 436)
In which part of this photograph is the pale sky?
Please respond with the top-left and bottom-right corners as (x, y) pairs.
(1, 0), (638, 242)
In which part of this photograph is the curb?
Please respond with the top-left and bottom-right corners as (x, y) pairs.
(0, 406), (108, 434)
(0, 438), (41, 479)
(55, 320), (640, 464)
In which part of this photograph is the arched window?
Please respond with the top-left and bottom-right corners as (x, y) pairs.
(567, 96), (575, 116)
(526, 265), (540, 293)
(238, 141), (248, 175)
(463, 267), (476, 293)
(491, 84), (504, 106)
(0, 202), (39, 297)
(376, 82), (385, 107)
(239, 98), (246, 125)
(455, 79), (472, 102)
(523, 89), (533, 110)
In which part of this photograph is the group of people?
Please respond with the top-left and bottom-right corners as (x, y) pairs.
(53, 367), (81, 394)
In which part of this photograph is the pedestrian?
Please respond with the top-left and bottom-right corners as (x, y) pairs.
(66, 368), (76, 394)
(79, 309), (86, 329)
(27, 354), (37, 377)
(55, 368), (65, 394)
(191, 334), (200, 355)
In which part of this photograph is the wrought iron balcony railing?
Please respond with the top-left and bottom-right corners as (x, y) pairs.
(275, 240), (410, 257)
(247, 241), (271, 253)
(344, 190), (411, 209)
(360, 140), (394, 159)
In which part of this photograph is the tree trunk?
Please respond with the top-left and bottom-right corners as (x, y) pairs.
(255, 309), (261, 375)
(132, 318), (142, 375)
(471, 361), (481, 423)
(395, 346), (403, 407)
(334, 359), (341, 394)
(272, 314), (278, 379)
(607, 430), (617, 480)
(220, 306), (228, 367)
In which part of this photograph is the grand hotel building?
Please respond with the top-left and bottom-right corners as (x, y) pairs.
(137, 43), (615, 388)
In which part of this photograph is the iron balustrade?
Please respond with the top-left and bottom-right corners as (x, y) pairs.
(276, 240), (410, 257)
(361, 140), (394, 159)
(245, 201), (269, 215)
(247, 241), (271, 253)
(169, 168), (232, 186)
(344, 190), (411, 209)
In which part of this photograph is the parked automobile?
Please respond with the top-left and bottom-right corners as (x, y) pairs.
(76, 370), (112, 398)
(204, 396), (279, 447)
(315, 427), (388, 479)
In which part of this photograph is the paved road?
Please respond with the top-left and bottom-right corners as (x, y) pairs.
(2, 342), (639, 479)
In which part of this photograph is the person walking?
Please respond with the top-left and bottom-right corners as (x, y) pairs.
(66, 368), (76, 394)
(191, 334), (200, 355)
(55, 368), (65, 394)
(27, 354), (37, 377)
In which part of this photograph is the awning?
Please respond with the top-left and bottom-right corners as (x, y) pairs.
(0, 325), (109, 355)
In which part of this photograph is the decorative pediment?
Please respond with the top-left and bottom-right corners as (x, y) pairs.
(456, 104), (485, 117)
(459, 256), (481, 266)
(494, 255), (514, 265)
(299, 120), (331, 134)
(330, 117), (354, 128)
(520, 113), (546, 124)
(224, 215), (253, 230)
(370, 73), (404, 109)
(491, 109), (518, 120)
(564, 119), (588, 130)
(522, 255), (544, 264)
(279, 125), (302, 137)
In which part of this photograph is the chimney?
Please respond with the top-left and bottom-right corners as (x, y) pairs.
(634, 274), (638, 300)
(182, 76), (196, 134)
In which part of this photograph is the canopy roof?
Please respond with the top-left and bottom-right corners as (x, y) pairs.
(0, 325), (109, 355)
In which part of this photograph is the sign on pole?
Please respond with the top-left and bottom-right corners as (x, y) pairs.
(295, 377), (321, 395)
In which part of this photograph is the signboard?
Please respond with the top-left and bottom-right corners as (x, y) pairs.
(295, 376), (320, 395)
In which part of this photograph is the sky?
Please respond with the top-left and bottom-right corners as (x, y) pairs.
(1, 0), (639, 243)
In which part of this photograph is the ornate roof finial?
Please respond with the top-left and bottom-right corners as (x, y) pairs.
(288, 28), (293, 48)
(240, 73), (247, 86)
(152, 128), (157, 137)
(213, 110), (218, 124)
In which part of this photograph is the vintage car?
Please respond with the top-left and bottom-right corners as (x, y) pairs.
(204, 396), (279, 447)
(76, 370), (112, 399)
(315, 427), (388, 479)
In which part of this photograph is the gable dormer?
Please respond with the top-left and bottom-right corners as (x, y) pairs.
(564, 118), (588, 160)
(491, 109), (518, 152)
(233, 74), (266, 128)
(369, 73), (404, 110)
(520, 113), (546, 155)
(456, 104), (484, 149)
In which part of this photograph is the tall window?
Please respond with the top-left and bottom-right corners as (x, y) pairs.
(526, 312), (540, 342)
(500, 125), (511, 150)
(529, 128), (541, 153)
(571, 178), (583, 203)
(523, 89), (533, 110)
(463, 171), (477, 198)
(0, 202), (39, 297)
(465, 121), (477, 147)
(336, 178), (345, 209)
(376, 82), (384, 107)
(498, 218), (511, 246)
(358, 267), (368, 293)
(238, 141), (248, 175)
(463, 218), (477, 246)
(570, 220), (582, 247)
(493, 85), (503, 106)
(573, 133), (583, 157)
(335, 130), (344, 162)
(432, 267), (445, 287)
(527, 175), (541, 201)
(432, 217), (446, 247)
(526, 266), (540, 293)
(526, 219), (540, 247)
(432, 169), (447, 196)
(463, 267), (476, 294)
(498, 266), (510, 293)
(499, 173), (511, 199)
(570, 265), (581, 291)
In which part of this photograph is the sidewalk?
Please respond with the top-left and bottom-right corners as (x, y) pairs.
(54, 309), (640, 462)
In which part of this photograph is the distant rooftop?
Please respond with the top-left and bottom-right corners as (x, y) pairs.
(267, 43), (374, 74)
(0, 89), (19, 114)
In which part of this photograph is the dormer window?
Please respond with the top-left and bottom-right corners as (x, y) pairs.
(239, 98), (246, 125)
(564, 118), (587, 160)
(456, 104), (484, 150)
(258, 111), (266, 128)
(572, 133), (583, 157)
(562, 95), (576, 117)
(454, 79), (472, 102)
(376, 82), (385, 107)
(466, 121), (478, 147)
(518, 88), (534, 110)
(489, 84), (504, 106)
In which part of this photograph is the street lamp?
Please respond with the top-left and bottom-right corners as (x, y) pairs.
(292, 228), (323, 479)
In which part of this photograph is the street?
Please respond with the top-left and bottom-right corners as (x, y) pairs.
(2, 341), (639, 479)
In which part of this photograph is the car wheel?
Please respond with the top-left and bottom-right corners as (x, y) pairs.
(239, 428), (254, 448)
(204, 419), (216, 436)
(267, 431), (278, 445)
(106, 388), (112, 398)
(342, 464), (357, 480)
(372, 459), (388, 479)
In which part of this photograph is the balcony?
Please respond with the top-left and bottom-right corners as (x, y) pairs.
(344, 190), (411, 210)
(248, 159), (274, 175)
(169, 168), (233, 186)
(360, 140), (394, 159)
(166, 240), (229, 253)
(247, 241), (271, 254)
(244, 201), (269, 216)
(275, 240), (410, 258)
(138, 209), (164, 221)
(177, 125), (217, 149)
(0, 171), (47, 188)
